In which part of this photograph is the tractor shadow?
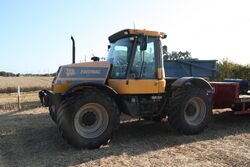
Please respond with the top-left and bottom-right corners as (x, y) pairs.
(0, 108), (249, 167)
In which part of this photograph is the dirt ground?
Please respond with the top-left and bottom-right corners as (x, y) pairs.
(0, 92), (250, 167)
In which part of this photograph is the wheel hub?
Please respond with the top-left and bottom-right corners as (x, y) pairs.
(81, 111), (96, 126)
(186, 104), (196, 116)
(74, 103), (109, 139)
(184, 97), (206, 126)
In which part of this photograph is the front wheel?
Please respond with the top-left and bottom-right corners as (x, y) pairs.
(49, 105), (57, 123)
(57, 89), (119, 149)
(168, 87), (212, 135)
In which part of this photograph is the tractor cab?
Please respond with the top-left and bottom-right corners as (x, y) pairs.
(106, 29), (167, 94)
(107, 29), (166, 79)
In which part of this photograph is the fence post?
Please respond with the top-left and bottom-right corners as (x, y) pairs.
(17, 85), (21, 110)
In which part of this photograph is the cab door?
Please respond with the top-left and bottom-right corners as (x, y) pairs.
(125, 37), (162, 94)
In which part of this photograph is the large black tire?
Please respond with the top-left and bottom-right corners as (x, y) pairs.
(167, 87), (212, 135)
(57, 89), (119, 149)
(49, 105), (57, 123)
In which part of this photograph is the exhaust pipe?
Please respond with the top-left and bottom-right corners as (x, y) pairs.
(71, 36), (75, 64)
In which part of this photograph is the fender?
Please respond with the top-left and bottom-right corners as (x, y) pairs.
(171, 77), (214, 93)
(62, 82), (118, 97)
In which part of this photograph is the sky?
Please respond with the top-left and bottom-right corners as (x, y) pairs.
(1, 0), (250, 74)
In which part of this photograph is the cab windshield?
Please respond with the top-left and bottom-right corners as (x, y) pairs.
(107, 37), (134, 78)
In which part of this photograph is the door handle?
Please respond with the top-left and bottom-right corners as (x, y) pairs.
(126, 80), (129, 85)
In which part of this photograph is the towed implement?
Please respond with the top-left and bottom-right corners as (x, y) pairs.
(39, 29), (214, 149)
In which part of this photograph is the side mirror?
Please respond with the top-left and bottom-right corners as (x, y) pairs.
(139, 35), (148, 51)
(162, 45), (168, 54)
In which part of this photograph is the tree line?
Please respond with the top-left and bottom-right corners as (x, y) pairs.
(215, 58), (250, 82)
(0, 71), (56, 77)
(0, 71), (17, 77)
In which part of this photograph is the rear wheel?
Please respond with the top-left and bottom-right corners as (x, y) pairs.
(57, 89), (119, 149)
(168, 87), (212, 135)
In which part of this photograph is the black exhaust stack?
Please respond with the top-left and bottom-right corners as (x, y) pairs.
(71, 36), (75, 64)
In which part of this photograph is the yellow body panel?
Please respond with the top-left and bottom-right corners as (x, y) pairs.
(158, 79), (166, 93)
(53, 83), (72, 93)
(53, 84), (95, 94)
(108, 79), (166, 94)
(53, 67), (167, 94)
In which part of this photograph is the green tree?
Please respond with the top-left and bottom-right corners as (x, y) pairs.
(162, 46), (192, 60)
(214, 58), (250, 82)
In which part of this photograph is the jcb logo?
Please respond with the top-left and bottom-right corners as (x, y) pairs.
(65, 68), (76, 77)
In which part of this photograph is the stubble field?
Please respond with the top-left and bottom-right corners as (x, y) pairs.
(0, 77), (249, 167)
(0, 76), (52, 93)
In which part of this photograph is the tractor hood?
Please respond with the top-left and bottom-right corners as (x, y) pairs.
(53, 61), (111, 93)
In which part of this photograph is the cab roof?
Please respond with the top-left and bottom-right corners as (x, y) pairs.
(108, 29), (166, 43)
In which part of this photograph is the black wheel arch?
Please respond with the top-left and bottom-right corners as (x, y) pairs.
(62, 82), (118, 98)
(171, 77), (214, 93)
(61, 82), (121, 112)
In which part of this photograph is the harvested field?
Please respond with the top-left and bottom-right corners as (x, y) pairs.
(0, 91), (40, 110)
(0, 77), (53, 93)
(0, 92), (249, 167)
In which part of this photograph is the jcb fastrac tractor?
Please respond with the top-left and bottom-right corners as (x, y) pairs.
(39, 29), (213, 149)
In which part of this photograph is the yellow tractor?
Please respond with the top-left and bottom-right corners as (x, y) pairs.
(39, 29), (213, 149)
